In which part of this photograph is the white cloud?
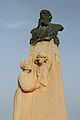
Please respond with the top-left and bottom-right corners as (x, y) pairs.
(2, 20), (27, 29)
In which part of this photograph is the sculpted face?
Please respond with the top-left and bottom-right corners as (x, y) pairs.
(38, 9), (52, 27)
(40, 9), (52, 23)
(34, 55), (48, 66)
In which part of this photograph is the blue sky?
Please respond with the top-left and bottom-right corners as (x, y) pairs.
(0, 0), (80, 120)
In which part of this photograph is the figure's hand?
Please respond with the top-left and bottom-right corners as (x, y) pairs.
(20, 59), (31, 72)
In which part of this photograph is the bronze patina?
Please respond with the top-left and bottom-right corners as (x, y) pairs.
(30, 9), (64, 46)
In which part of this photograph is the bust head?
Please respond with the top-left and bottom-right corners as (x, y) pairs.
(38, 9), (52, 27)
(40, 9), (52, 21)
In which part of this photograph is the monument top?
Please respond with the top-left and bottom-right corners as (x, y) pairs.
(30, 9), (64, 46)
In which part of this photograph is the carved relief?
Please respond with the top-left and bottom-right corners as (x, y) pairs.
(18, 54), (49, 93)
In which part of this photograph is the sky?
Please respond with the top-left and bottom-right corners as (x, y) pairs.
(0, 0), (80, 120)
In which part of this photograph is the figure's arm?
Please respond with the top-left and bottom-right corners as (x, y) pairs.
(54, 24), (64, 32)
(18, 71), (41, 93)
(18, 59), (41, 93)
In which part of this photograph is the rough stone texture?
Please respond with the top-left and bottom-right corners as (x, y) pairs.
(13, 39), (67, 120)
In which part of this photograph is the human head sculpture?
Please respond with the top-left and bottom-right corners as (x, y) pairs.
(38, 9), (52, 27)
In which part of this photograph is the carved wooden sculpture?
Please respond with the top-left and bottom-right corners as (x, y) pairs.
(13, 10), (67, 120)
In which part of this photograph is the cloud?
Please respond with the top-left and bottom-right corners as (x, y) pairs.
(1, 20), (27, 29)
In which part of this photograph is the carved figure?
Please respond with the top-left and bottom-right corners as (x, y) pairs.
(30, 9), (64, 46)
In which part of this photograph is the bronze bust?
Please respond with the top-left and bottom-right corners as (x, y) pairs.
(30, 9), (64, 46)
